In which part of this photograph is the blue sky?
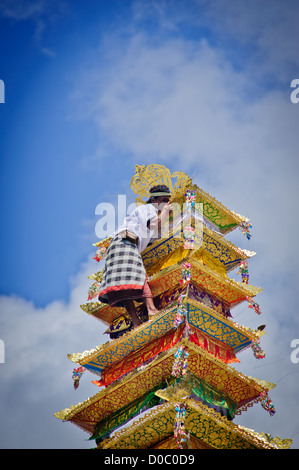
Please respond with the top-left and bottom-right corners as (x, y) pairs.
(0, 0), (299, 449)
(0, 0), (136, 305)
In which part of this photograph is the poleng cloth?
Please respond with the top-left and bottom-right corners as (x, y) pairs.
(98, 234), (148, 306)
(115, 203), (158, 253)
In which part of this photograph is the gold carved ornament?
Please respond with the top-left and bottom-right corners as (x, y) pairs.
(130, 164), (247, 232)
(131, 164), (192, 205)
(98, 400), (280, 450)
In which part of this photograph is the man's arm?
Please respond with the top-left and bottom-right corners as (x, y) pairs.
(147, 202), (173, 232)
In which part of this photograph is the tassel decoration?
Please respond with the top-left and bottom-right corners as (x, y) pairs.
(174, 403), (190, 449)
(240, 221), (252, 240)
(183, 189), (196, 249)
(185, 189), (196, 208)
(172, 346), (189, 378)
(180, 262), (192, 285)
(247, 296), (262, 315)
(251, 339), (266, 359)
(261, 395), (276, 416)
(87, 282), (101, 301)
(93, 246), (107, 262)
(183, 226), (195, 249)
(173, 293), (187, 328)
(237, 260), (249, 284)
(72, 366), (85, 390)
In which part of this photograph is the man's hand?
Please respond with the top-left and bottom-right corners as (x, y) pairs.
(148, 202), (173, 232)
(160, 201), (173, 222)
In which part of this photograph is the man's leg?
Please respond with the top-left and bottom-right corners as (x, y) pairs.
(144, 296), (159, 317)
(122, 300), (142, 327)
(142, 279), (159, 317)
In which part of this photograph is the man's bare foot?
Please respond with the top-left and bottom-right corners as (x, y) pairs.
(145, 297), (159, 318)
(123, 300), (142, 327)
(147, 308), (159, 317)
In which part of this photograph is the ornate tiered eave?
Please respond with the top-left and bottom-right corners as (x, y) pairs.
(81, 258), (262, 325)
(56, 342), (275, 432)
(97, 401), (290, 450)
(69, 301), (262, 375)
(130, 164), (248, 234)
(141, 219), (256, 276)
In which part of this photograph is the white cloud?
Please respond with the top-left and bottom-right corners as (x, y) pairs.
(131, 0), (299, 83)
(201, 0), (299, 81)
(0, 257), (107, 448)
(73, 25), (298, 172)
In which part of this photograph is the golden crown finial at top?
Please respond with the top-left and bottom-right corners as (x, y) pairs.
(131, 163), (192, 204)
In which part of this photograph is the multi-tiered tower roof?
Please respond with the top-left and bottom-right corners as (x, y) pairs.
(55, 164), (291, 449)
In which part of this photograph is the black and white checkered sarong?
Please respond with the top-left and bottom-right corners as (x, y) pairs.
(98, 234), (147, 305)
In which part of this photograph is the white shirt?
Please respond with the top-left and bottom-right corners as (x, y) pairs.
(115, 203), (158, 253)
